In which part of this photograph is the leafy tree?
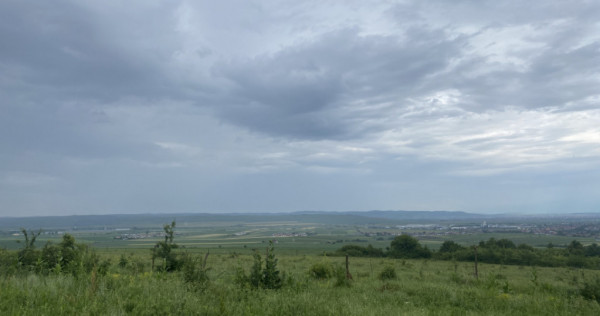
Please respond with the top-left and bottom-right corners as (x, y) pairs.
(151, 221), (181, 271)
(495, 239), (516, 249)
(585, 243), (600, 257)
(40, 242), (61, 273)
(568, 240), (584, 255)
(480, 238), (516, 249)
(60, 234), (84, 273)
(389, 234), (431, 259)
(337, 244), (384, 257)
(17, 228), (41, 270)
(517, 244), (535, 251)
(439, 240), (464, 253)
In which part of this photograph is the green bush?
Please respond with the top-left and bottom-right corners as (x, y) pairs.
(333, 265), (351, 287)
(309, 262), (333, 280)
(378, 266), (397, 281)
(238, 241), (283, 290)
(118, 254), (129, 268)
(581, 277), (600, 303)
(0, 248), (17, 276)
(182, 252), (210, 290)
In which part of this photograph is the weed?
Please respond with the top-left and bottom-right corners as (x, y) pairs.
(182, 252), (210, 291)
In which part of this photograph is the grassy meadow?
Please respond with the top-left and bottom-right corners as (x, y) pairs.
(0, 242), (600, 315)
(2, 247), (600, 315)
(2, 215), (600, 315)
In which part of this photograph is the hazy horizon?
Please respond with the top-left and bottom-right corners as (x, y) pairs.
(1, 1), (599, 217)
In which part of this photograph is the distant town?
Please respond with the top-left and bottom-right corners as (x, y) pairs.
(359, 221), (600, 240)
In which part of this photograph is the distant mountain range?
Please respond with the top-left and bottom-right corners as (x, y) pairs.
(345, 210), (489, 220)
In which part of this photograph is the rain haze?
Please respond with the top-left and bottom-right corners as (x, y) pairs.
(1, 0), (599, 216)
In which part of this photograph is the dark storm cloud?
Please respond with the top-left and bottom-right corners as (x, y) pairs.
(214, 28), (463, 139)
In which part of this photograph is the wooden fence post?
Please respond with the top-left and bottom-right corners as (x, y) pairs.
(473, 246), (479, 280)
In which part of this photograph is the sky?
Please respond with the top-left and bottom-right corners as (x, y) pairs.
(1, 0), (599, 217)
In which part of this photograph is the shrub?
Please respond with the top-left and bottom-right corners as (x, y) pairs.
(119, 254), (129, 268)
(581, 277), (600, 303)
(0, 248), (17, 276)
(378, 266), (397, 281)
(333, 265), (351, 287)
(14, 231), (94, 276)
(309, 262), (333, 280)
(182, 252), (210, 290)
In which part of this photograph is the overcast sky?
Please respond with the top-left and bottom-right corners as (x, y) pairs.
(1, 0), (599, 216)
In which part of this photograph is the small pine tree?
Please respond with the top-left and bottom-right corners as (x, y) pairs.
(249, 251), (263, 288)
(262, 240), (282, 289)
(243, 241), (283, 290)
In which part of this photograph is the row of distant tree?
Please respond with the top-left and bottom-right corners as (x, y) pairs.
(334, 235), (600, 269)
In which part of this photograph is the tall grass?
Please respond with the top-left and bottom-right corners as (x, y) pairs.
(2, 252), (600, 315)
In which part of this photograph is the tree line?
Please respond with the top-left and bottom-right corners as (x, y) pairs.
(334, 234), (600, 269)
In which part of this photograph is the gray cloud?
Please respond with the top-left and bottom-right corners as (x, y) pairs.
(213, 28), (463, 139)
(0, 0), (179, 102)
(1, 0), (599, 215)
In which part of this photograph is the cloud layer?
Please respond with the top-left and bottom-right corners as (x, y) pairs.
(1, 0), (599, 215)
